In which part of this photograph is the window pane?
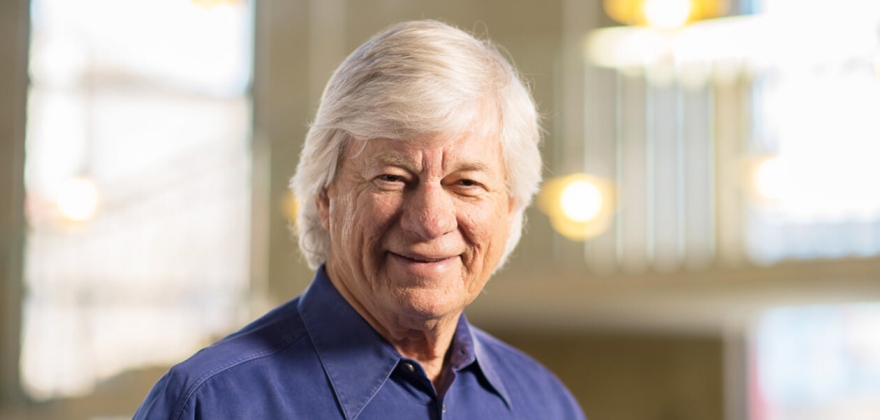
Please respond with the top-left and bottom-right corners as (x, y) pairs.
(752, 303), (880, 419)
(745, 0), (880, 263)
(22, 0), (253, 400)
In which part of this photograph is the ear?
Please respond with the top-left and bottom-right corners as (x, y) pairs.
(315, 189), (331, 230)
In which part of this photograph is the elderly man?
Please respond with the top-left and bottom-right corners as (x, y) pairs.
(135, 20), (586, 419)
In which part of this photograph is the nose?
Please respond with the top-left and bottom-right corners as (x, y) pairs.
(400, 182), (456, 240)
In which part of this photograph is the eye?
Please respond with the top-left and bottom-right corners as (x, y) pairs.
(377, 174), (404, 183)
(452, 178), (488, 196)
(374, 174), (409, 189)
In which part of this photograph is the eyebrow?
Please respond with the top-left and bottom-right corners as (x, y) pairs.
(373, 154), (492, 173)
(375, 154), (419, 172)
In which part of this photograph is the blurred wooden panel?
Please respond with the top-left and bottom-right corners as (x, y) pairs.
(494, 331), (724, 420)
(0, 0), (29, 406)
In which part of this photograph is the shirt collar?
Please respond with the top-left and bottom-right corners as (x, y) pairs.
(451, 313), (512, 408)
(298, 266), (511, 418)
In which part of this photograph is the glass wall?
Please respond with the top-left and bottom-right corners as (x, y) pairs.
(22, 0), (253, 399)
(751, 303), (880, 419)
(744, 0), (880, 263)
(580, 0), (880, 272)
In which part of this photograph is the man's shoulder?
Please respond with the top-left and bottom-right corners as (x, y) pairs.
(134, 298), (314, 419)
(174, 297), (309, 380)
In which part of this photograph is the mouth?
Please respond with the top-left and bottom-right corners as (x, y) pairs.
(389, 252), (459, 264)
(386, 251), (461, 279)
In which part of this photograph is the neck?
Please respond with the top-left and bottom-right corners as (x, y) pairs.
(324, 266), (461, 389)
(387, 317), (459, 389)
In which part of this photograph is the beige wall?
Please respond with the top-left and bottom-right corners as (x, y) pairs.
(499, 331), (724, 420)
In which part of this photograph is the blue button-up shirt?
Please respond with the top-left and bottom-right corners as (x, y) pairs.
(134, 268), (587, 419)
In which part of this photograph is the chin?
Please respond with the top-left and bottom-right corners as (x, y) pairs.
(393, 289), (465, 322)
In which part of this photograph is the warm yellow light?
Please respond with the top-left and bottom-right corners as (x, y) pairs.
(560, 180), (603, 222)
(603, 0), (729, 28)
(754, 157), (787, 200)
(57, 177), (99, 222)
(538, 174), (616, 241)
(643, 0), (692, 29)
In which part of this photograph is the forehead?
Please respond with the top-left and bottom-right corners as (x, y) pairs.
(346, 134), (505, 174)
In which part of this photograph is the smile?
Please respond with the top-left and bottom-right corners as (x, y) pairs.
(389, 252), (458, 264)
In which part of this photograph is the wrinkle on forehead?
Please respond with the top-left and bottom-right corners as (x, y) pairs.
(374, 152), (494, 176)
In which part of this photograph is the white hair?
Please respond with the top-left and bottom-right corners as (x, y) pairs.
(290, 20), (541, 271)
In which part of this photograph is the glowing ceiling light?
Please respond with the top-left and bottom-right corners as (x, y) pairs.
(754, 157), (788, 200)
(560, 179), (603, 222)
(538, 174), (616, 241)
(643, 0), (692, 29)
(57, 177), (99, 222)
(603, 0), (729, 28)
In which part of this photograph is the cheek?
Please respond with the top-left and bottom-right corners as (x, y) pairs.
(462, 200), (512, 257)
(330, 195), (368, 256)
(328, 195), (354, 236)
(337, 194), (400, 247)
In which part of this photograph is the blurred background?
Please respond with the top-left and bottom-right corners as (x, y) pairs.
(1, 0), (880, 419)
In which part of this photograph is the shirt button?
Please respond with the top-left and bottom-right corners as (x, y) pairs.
(402, 362), (415, 372)
(442, 404), (447, 413)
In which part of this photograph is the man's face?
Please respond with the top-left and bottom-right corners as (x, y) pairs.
(316, 132), (514, 326)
